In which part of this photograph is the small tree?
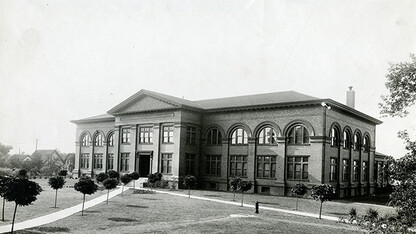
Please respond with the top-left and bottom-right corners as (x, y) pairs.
(120, 174), (132, 196)
(311, 184), (335, 219)
(230, 177), (241, 201)
(291, 183), (308, 210)
(147, 173), (162, 191)
(183, 175), (197, 198)
(58, 170), (68, 177)
(0, 176), (11, 222)
(3, 177), (42, 233)
(129, 172), (140, 189)
(48, 176), (66, 208)
(102, 178), (118, 205)
(74, 177), (98, 216)
(238, 180), (252, 207)
(108, 170), (120, 180)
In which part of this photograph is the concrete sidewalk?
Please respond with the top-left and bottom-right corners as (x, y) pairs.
(139, 188), (339, 221)
(0, 186), (127, 234)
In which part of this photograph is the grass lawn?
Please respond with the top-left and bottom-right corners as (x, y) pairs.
(166, 189), (396, 219)
(0, 178), (104, 225)
(18, 189), (366, 234)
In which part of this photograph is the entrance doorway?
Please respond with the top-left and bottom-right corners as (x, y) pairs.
(135, 152), (152, 177)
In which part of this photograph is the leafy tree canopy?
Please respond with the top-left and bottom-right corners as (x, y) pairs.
(48, 176), (66, 190)
(380, 54), (416, 117)
(74, 177), (98, 195)
(291, 183), (308, 196)
(311, 184), (335, 202)
(129, 171), (140, 180)
(120, 174), (132, 185)
(107, 170), (119, 180)
(148, 173), (162, 183)
(103, 178), (118, 190)
(96, 172), (109, 183)
(58, 170), (68, 177)
(238, 180), (252, 192)
(183, 175), (197, 188)
(3, 178), (42, 206)
(229, 177), (241, 191)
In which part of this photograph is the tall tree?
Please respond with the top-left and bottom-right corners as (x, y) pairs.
(0, 143), (12, 166)
(379, 54), (416, 117)
(3, 177), (42, 233)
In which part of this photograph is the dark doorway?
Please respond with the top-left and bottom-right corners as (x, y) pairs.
(136, 152), (151, 177)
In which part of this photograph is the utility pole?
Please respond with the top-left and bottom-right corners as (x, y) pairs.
(36, 139), (38, 151)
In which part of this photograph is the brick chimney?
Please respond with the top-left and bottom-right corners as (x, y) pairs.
(346, 86), (355, 108)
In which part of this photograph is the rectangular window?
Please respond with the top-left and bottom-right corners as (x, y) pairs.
(93, 154), (103, 169)
(161, 153), (172, 174)
(206, 155), (221, 176)
(162, 126), (174, 143)
(342, 159), (349, 181)
(257, 156), (276, 179)
(120, 153), (129, 171)
(287, 156), (308, 180)
(207, 129), (222, 145)
(353, 160), (359, 181)
(186, 126), (196, 145)
(121, 128), (131, 144)
(362, 161), (368, 181)
(107, 154), (114, 170)
(330, 158), (338, 181)
(229, 155), (247, 177)
(139, 127), (153, 144)
(185, 154), (196, 175)
(81, 153), (89, 169)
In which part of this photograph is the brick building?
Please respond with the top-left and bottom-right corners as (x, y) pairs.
(71, 88), (383, 197)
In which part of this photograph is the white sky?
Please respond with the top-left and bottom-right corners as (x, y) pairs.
(0, 0), (415, 158)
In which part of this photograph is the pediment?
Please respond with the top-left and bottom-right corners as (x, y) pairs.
(114, 95), (178, 114)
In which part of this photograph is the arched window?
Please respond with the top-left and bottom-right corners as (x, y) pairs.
(94, 133), (103, 146)
(343, 130), (351, 149)
(108, 132), (114, 146)
(354, 133), (361, 151)
(81, 134), (90, 146)
(258, 126), (277, 145)
(231, 128), (248, 145)
(330, 127), (340, 147)
(288, 125), (309, 144)
(207, 128), (222, 145)
(363, 136), (370, 152)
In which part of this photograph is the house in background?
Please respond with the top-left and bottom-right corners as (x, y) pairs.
(31, 149), (63, 175)
(72, 88), (384, 197)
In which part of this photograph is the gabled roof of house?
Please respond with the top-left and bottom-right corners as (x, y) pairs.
(71, 89), (382, 125)
(10, 154), (31, 161)
(31, 149), (60, 161)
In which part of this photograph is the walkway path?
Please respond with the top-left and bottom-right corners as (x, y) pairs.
(0, 186), (126, 233)
(139, 188), (339, 221)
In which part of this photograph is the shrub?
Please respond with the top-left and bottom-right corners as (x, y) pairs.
(363, 208), (379, 222)
(349, 207), (357, 221)
(148, 173), (162, 190)
(58, 170), (68, 177)
(17, 169), (28, 179)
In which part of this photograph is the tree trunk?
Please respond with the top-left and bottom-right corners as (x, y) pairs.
(241, 192), (244, 207)
(188, 186), (191, 198)
(11, 202), (17, 234)
(233, 190), (236, 201)
(122, 185), (124, 197)
(81, 194), (85, 216)
(54, 189), (58, 208)
(106, 190), (109, 205)
(133, 180), (136, 189)
(319, 201), (323, 219)
(296, 196), (298, 210)
(2, 197), (5, 221)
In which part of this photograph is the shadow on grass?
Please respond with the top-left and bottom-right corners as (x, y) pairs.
(126, 205), (149, 208)
(17, 226), (70, 233)
(336, 193), (390, 206)
(204, 195), (222, 197)
(108, 217), (137, 222)
(141, 198), (160, 201)
(83, 210), (100, 213)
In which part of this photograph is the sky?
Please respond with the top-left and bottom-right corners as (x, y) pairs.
(0, 0), (415, 158)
